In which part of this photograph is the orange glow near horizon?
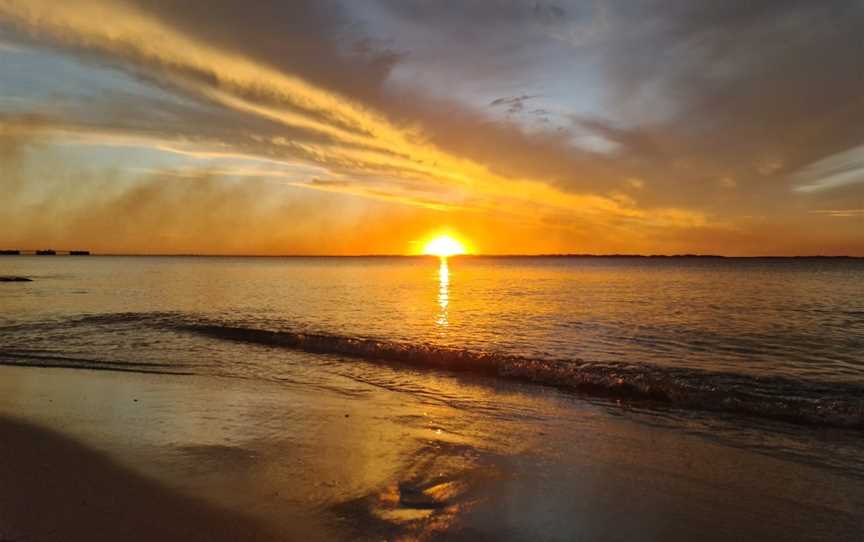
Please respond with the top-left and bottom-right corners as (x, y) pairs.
(421, 234), (468, 257)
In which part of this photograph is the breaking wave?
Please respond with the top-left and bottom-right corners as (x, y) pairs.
(177, 321), (864, 429)
(3, 311), (862, 428)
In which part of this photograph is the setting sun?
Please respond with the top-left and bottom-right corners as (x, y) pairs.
(422, 234), (468, 257)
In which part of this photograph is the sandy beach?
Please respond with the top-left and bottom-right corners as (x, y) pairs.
(0, 364), (861, 541)
(0, 416), (283, 542)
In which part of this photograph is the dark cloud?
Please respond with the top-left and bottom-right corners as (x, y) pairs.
(374, 0), (864, 212)
(489, 94), (541, 114)
(127, 0), (400, 104)
(592, 1), (864, 168)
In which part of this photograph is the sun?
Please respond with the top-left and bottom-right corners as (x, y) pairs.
(422, 234), (468, 257)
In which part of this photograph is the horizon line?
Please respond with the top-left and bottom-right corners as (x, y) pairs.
(4, 252), (863, 259)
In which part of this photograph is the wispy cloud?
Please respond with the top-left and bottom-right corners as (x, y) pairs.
(1, 0), (863, 254)
(0, 1), (702, 226)
(793, 145), (864, 193)
(810, 209), (864, 218)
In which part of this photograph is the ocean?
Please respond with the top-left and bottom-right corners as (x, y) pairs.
(1, 255), (863, 540)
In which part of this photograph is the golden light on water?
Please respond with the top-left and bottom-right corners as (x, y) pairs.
(422, 235), (468, 257)
(419, 233), (465, 328)
(437, 257), (449, 328)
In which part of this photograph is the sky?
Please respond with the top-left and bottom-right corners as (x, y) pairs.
(0, 0), (862, 255)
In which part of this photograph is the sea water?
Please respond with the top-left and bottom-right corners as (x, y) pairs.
(2, 255), (864, 540)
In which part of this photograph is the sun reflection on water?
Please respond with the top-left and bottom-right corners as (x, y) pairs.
(436, 257), (449, 328)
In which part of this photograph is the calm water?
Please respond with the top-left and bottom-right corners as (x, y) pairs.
(2, 255), (863, 365)
(3, 256), (863, 373)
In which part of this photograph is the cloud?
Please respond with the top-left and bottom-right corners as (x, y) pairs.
(355, 1), (864, 209)
(0, 124), (455, 254)
(1, 0), (862, 254)
(625, 178), (645, 190)
(792, 144), (864, 193)
(489, 94), (541, 114)
(810, 210), (864, 218)
(0, 2), (703, 224)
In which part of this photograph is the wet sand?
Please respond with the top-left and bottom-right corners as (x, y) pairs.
(0, 364), (862, 541)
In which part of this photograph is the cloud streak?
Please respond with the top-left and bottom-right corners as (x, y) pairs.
(0, 0), (862, 254)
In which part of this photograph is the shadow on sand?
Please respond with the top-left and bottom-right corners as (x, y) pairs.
(0, 417), (280, 542)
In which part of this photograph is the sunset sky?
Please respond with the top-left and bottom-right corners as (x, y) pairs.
(1, 1), (862, 255)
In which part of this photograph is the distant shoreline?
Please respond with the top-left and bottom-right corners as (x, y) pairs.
(3, 253), (862, 259)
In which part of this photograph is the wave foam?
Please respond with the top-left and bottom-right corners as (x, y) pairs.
(179, 322), (864, 429)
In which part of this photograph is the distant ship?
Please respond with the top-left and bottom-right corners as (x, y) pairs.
(35, 249), (56, 255)
(70, 250), (91, 256)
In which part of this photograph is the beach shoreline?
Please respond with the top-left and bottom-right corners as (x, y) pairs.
(1, 364), (862, 541)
